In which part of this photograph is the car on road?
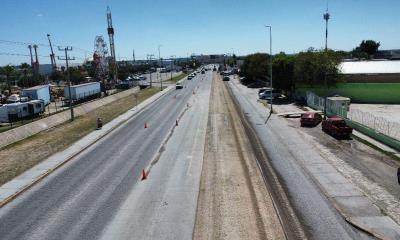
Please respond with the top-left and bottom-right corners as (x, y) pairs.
(259, 89), (281, 100)
(300, 112), (322, 127)
(201, 70), (205, 74)
(322, 116), (353, 138)
(187, 75), (193, 80)
(223, 76), (230, 81)
(176, 82), (183, 89)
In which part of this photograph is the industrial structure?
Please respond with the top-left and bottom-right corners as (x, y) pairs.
(107, 6), (117, 83)
(46, 34), (57, 72)
(93, 35), (109, 87)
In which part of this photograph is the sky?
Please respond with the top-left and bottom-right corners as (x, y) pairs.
(0, 0), (399, 66)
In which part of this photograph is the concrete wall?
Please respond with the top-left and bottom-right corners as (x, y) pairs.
(0, 87), (139, 149)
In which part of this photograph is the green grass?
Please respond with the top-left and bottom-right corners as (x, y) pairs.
(296, 83), (400, 103)
(0, 87), (160, 186)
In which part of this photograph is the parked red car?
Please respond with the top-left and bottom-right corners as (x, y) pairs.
(300, 112), (322, 127)
(322, 116), (353, 138)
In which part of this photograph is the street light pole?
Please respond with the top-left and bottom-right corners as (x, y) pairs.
(265, 25), (273, 114)
(158, 45), (162, 91)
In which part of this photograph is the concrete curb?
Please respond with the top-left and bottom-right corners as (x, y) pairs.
(0, 86), (174, 208)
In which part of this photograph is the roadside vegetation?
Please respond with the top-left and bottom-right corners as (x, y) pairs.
(0, 87), (159, 186)
(238, 39), (380, 95)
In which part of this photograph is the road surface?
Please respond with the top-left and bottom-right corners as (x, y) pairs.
(0, 71), (209, 240)
(228, 78), (374, 240)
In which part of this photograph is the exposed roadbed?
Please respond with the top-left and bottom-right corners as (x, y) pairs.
(194, 74), (285, 239)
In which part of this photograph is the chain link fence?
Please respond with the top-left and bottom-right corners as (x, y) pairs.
(348, 109), (400, 141)
(306, 91), (400, 141)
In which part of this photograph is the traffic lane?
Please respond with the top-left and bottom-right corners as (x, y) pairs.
(228, 81), (372, 240)
(99, 71), (212, 239)
(0, 74), (204, 240)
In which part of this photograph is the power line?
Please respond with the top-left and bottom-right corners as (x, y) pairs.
(0, 39), (93, 55)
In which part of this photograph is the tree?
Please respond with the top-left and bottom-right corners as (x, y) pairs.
(239, 53), (269, 86)
(294, 48), (342, 86)
(0, 65), (16, 93)
(272, 52), (295, 91)
(19, 63), (31, 87)
(352, 40), (380, 59)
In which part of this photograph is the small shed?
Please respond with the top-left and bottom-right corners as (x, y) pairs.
(22, 85), (51, 105)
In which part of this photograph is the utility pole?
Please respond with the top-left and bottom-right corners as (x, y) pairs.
(158, 45), (163, 91)
(47, 34), (57, 72)
(58, 46), (75, 121)
(170, 55), (175, 81)
(147, 54), (155, 87)
(265, 26), (273, 115)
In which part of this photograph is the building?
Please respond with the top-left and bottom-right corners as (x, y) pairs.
(296, 60), (400, 104)
(374, 49), (400, 60)
(340, 60), (400, 83)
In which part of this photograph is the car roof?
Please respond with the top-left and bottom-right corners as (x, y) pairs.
(328, 116), (344, 121)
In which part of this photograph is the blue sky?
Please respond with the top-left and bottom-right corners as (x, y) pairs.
(0, 0), (399, 65)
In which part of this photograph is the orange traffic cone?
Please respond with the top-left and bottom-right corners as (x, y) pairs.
(141, 169), (147, 180)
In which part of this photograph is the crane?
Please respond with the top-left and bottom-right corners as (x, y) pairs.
(107, 6), (117, 82)
(47, 34), (57, 71)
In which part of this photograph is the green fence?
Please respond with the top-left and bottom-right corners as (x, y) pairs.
(345, 120), (400, 152)
(297, 83), (400, 104)
(306, 91), (400, 152)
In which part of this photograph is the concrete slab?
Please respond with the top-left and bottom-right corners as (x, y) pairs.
(349, 216), (400, 240)
(334, 196), (381, 217)
(314, 172), (349, 185)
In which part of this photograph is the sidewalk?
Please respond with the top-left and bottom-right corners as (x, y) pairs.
(0, 85), (174, 208)
(228, 77), (400, 240)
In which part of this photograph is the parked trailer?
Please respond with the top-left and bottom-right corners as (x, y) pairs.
(0, 100), (45, 123)
(21, 85), (51, 105)
(64, 82), (101, 102)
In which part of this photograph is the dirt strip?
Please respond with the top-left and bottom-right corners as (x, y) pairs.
(193, 74), (285, 240)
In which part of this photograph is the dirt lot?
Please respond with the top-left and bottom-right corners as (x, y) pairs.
(0, 87), (159, 186)
(193, 74), (285, 240)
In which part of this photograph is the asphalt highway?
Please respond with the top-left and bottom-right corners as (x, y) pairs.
(228, 80), (373, 240)
(0, 71), (207, 240)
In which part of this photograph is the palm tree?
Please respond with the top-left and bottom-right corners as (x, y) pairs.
(0, 65), (15, 93)
(19, 63), (31, 87)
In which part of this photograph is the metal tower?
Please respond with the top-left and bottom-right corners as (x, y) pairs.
(107, 6), (117, 82)
(28, 45), (34, 73)
(323, 6), (330, 51)
(93, 36), (109, 85)
(47, 34), (57, 71)
(33, 44), (39, 75)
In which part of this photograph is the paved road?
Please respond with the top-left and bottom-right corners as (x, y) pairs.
(0, 71), (208, 240)
(228, 79), (373, 240)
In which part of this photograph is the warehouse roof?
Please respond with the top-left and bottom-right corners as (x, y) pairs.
(23, 85), (50, 90)
(339, 60), (400, 74)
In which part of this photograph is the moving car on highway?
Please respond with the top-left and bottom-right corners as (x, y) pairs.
(322, 116), (353, 138)
(176, 82), (183, 89)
